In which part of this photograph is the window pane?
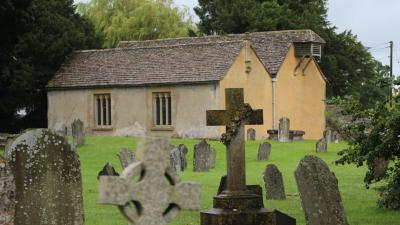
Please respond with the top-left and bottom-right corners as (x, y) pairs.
(156, 96), (160, 125)
(162, 96), (166, 125)
(102, 96), (107, 125)
(108, 96), (112, 125)
(97, 96), (101, 126)
(167, 96), (171, 125)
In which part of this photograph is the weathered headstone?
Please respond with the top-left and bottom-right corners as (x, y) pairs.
(178, 144), (188, 170)
(0, 156), (15, 225)
(209, 147), (217, 168)
(263, 164), (286, 200)
(117, 148), (136, 169)
(295, 155), (348, 225)
(6, 129), (84, 225)
(372, 157), (389, 179)
(193, 140), (211, 172)
(324, 128), (334, 143)
(278, 117), (290, 142)
(170, 147), (182, 172)
(316, 138), (327, 153)
(247, 128), (256, 141)
(202, 88), (295, 225)
(71, 119), (85, 146)
(257, 142), (272, 161)
(99, 138), (201, 225)
(97, 162), (120, 180)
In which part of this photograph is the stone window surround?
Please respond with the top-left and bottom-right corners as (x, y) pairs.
(152, 92), (173, 131)
(94, 93), (113, 130)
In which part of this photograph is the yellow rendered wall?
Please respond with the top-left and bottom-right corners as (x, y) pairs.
(275, 45), (326, 140)
(219, 46), (273, 139)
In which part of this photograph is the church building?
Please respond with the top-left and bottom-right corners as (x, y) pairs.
(47, 29), (326, 140)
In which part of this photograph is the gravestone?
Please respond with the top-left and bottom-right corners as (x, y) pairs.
(193, 140), (211, 172)
(263, 164), (286, 200)
(117, 148), (136, 169)
(247, 128), (256, 141)
(295, 155), (348, 225)
(71, 119), (85, 146)
(316, 138), (327, 153)
(372, 157), (389, 179)
(0, 156), (15, 225)
(257, 142), (272, 161)
(209, 147), (217, 169)
(324, 128), (334, 143)
(98, 138), (201, 225)
(6, 129), (84, 225)
(97, 162), (120, 180)
(278, 117), (290, 142)
(202, 88), (295, 225)
(178, 144), (188, 170)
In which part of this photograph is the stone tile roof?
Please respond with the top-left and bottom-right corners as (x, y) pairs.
(48, 29), (324, 89)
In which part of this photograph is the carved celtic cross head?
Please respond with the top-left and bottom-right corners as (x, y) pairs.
(98, 138), (201, 225)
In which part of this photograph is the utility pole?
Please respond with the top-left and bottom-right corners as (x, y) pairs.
(389, 41), (393, 107)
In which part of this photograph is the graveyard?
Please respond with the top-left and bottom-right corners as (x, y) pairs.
(3, 136), (390, 225)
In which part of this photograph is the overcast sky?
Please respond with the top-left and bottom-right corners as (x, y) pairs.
(75, 0), (400, 76)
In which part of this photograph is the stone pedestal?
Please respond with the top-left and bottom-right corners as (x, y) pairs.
(201, 186), (295, 225)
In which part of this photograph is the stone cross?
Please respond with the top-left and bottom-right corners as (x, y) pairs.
(206, 88), (263, 193)
(98, 138), (201, 225)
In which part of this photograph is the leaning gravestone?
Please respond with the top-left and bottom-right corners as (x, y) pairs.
(6, 129), (84, 225)
(295, 155), (348, 225)
(278, 117), (290, 142)
(117, 148), (136, 169)
(193, 140), (211, 172)
(247, 128), (256, 141)
(316, 138), (327, 153)
(263, 164), (286, 200)
(257, 142), (272, 161)
(71, 119), (85, 146)
(99, 138), (201, 225)
(209, 147), (217, 169)
(0, 156), (15, 225)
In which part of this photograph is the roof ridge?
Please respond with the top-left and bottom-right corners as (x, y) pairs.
(74, 40), (244, 54)
(117, 29), (319, 45)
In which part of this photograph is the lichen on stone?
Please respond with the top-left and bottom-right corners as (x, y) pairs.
(221, 103), (253, 145)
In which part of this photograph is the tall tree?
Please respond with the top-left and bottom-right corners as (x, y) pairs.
(78, 0), (195, 48)
(0, 0), (101, 133)
(194, 0), (385, 104)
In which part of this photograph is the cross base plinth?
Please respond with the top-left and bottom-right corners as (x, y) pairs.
(200, 185), (296, 225)
(200, 208), (296, 225)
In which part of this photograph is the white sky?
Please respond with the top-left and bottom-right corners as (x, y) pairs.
(75, 0), (400, 76)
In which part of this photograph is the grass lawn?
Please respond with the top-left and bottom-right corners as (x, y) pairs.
(78, 136), (400, 225)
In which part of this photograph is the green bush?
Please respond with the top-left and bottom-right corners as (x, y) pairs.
(336, 96), (400, 209)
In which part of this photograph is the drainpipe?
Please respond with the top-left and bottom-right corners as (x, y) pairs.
(271, 76), (277, 130)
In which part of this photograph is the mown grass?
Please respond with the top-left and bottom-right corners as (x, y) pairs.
(51, 137), (400, 224)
